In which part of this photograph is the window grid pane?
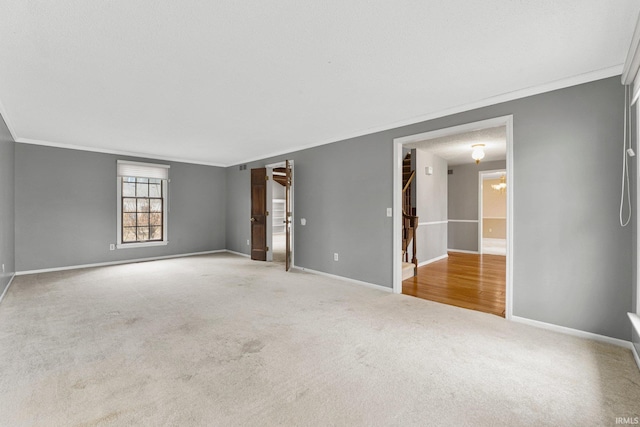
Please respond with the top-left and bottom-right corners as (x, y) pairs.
(121, 177), (163, 244)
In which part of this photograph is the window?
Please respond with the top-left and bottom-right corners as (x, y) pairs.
(116, 161), (169, 248)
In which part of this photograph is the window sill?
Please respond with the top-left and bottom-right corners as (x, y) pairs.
(116, 241), (168, 250)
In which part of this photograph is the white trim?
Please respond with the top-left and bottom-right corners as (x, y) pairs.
(447, 219), (479, 223)
(15, 250), (227, 276)
(264, 160), (295, 269)
(394, 115), (513, 319)
(447, 249), (479, 254)
(15, 138), (226, 168)
(418, 220), (448, 226)
(116, 241), (168, 249)
(622, 13), (640, 85)
(235, 66), (621, 167)
(479, 171), (483, 255)
(418, 254), (448, 267)
(0, 273), (16, 305)
(393, 141), (403, 294)
(265, 165), (274, 262)
(116, 175), (169, 247)
(629, 312), (640, 338)
(632, 344), (640, 373)
(394, 115), (513, 305)
(511, 315), (632, 349)
(505, 117), (514, 319)
(292, 265), (392, 293)
(225, 250), (251, 258)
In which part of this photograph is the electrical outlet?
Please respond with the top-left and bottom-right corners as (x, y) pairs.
(109, 244), (115, 251)
(247, 239), (250, 246)
(334, 253), (339, 261)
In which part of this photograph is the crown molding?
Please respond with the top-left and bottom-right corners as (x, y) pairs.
(231, 65), (623, 166)
(15, 137), (227, 168)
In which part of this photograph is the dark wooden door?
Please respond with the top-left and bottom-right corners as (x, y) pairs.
(251, 168), (267, 261)
(285, 160), (292, 271)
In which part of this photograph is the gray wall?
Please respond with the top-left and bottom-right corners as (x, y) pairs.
(226, 76), (632, 341)
(632, 102), (639, 355)
(448, 160), (506, 252)
(415, 149), (448, 263)
(15, 144), (226, 271)
(0, 114), (15, 296)
(226, 138), (393, 286)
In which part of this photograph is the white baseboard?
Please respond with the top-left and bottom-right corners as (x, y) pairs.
(628, 312), (640, 337)
(0, 273), (16, 305)
(291, 265), (392, 293)
(418, 254), (448, 267)
(628, 313), (640, 372)
(225, 250), (251, 258)
(511, 315), (632, 349)
(15, 250), (227, 276)
(631, 343), (640, 373)
(447, 249), (479, 254)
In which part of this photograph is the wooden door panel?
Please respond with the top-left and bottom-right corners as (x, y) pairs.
(251, 168), (267, 261)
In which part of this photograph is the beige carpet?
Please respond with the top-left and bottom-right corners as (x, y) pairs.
(0, 253), (638, 426)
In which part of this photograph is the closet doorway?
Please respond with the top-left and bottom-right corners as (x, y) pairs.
(265, 160), (294, 270)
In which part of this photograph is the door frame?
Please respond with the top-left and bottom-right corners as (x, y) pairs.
(478, 169), (506, 255)
(265, 165), (274, 262)
(265, 160), (294, 268)
(392, 115), (514, 320)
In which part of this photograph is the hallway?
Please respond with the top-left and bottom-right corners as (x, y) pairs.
(403, 252), (506, 317)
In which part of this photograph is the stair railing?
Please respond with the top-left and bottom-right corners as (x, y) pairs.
(402, 170), (418, 274)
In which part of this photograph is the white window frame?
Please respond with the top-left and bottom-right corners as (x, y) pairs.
(116, 160), (169, 249)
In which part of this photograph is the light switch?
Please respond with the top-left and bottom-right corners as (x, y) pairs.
(301, 218), (306, 225)
(386, 208), (392, 217)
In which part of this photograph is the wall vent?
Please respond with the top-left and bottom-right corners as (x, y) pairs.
(448, 169), (453, 175)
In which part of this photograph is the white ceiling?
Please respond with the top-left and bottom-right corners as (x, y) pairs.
(0, 1), (638, 166)
(406, 126), (506, 166)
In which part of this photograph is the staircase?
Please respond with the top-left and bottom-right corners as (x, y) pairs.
(402, 152), (418, 280)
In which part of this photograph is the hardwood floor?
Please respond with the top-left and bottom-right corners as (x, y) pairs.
(402, 251), (506, 317)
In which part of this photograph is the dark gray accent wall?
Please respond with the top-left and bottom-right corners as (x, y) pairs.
(226, 76), (631, 341)
(0, 114), (15, 296)
(448, 160), (506, 252)
(15, 145), (226, 271)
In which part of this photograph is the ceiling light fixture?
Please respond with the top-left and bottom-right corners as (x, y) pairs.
(471, 144), (485, 164)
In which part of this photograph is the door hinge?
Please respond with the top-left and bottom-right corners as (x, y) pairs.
(266, 246), (269, 251)
(266, 211), (269, 216)
(265, 176), (269, 181)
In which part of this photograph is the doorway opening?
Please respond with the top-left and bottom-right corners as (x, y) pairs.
(261, 160), (294, 270)
(392, 115), (513, 318)
(479, 169), (507, 256)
